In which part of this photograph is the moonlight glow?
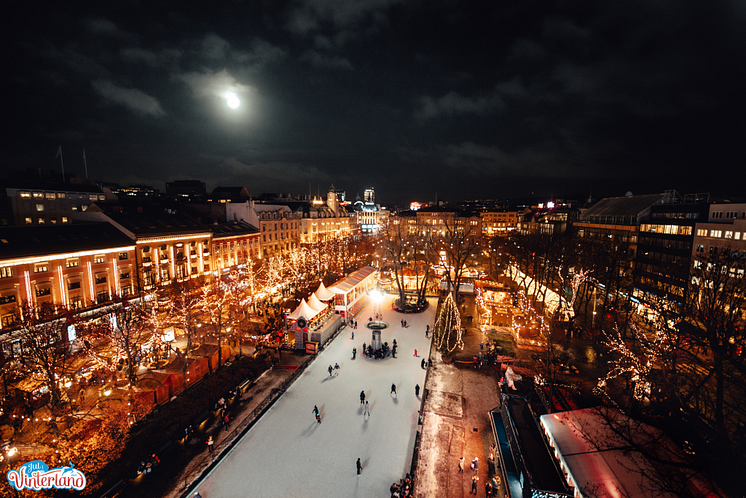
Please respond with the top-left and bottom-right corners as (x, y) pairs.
(226, 92), (240, 109)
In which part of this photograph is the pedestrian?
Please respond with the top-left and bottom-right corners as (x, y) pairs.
(414, 349), (418, 357)
(472, 457), (479, 474)
(485, 480), (493, 497)
(360, 390), (366, 404)
(206, 435), (214, 453)
(458, 457), (464, 473)
(357, 458), (362, 475)
(415, 384), (420, 396)
(471, 475), (479, 494)
(223, 413), (230, 431)
(352, 331), (355, 339)
(328, 365), (333, 377)
(391, 383), (397, 395)
(312, 405), (319, 417)
(428, 358), (432, 367)
(364, 400), (370, 416)
(421, 358), (426, 369)
(334, 363), (340, 375)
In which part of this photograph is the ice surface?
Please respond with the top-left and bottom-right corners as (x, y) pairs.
(193, 294), (436, 498)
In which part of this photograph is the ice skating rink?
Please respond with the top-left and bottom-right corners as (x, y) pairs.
(192, 294), (436, 498)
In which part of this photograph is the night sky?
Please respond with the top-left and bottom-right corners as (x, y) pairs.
(5, 1), (746, 206)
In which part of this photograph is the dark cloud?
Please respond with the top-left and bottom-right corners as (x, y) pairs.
(4, 0), (746, 206)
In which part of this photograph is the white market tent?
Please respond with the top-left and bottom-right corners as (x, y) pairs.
(314, 281), (335, 302)
(539, 408), (718, 498)
(307, 293), (327, 313)
(287, 299), (323, 321)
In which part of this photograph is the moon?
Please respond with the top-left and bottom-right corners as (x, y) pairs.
(226, 92), (240, 109)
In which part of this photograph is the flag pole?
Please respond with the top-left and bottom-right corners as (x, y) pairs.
(83, 148), (89, 179)
(55, 145), (65, 182)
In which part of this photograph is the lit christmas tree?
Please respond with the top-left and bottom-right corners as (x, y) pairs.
(434, 293), (464, 353)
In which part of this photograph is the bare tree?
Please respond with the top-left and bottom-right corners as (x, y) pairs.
(15, 302), (79, 414)
(161, 276), (205, 385)
(438, 215), (480, 303)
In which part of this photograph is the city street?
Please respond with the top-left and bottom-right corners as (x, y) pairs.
(190, 294), (436, 498)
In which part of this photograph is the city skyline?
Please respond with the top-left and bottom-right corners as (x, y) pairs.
(5, 1), (746, 206)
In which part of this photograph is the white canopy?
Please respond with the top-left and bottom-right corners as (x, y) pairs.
(307, 293), (327, 313)
(314, 281), (335, 301)
(286, 299), (322, 321)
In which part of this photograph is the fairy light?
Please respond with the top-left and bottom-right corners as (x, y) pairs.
(434, 293), (464, 352)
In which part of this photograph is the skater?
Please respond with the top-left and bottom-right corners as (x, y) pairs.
(485, 480), (494, 497)
(357, 458), (362, 474)
(421, 358), (426, 369)
(472, 457), (479, 474)
(206, 435), (214, 453)
(353, 347), (357, 359)
(312, 404), (319, 418)
(458, 457), (464, 473)
(360, 390), (366, 404)
(414, 349), (418, 357)
(391, 383), (397, 395)
(352, 331), (355, 340)
(328, 365), (333, 377)
(471, 475), (479, 494)
(316, 412), (321, 424)
(364, 400), (370, 416)
(334, 363), (340, 375)
(415, 384), (420, 397)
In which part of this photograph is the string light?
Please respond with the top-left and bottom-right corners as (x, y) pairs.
(434, 293), (464, 352)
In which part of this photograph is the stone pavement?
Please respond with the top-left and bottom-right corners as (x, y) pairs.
(415, 294), (506, 498)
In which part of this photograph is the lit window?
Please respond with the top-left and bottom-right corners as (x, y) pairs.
(33, 192), (43, 198)
(66, 259), (79, 268)
(20, 191), (31, 198)
(89, 195), (98, 201)
(57, 193), (65, 199)
(38, 218), (45, 224)
(36, 204), (44, 212)
(94, 255), (106, 264)
(0, 267), (13, 278)
(34, 264), (49, 273)
(725, 231), (733, 239)
(61, 217), (68, 223)
(24, 218), (32, 224)
(45, 192), (55, 200)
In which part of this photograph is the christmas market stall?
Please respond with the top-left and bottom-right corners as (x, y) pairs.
(328, 266), (378, 319)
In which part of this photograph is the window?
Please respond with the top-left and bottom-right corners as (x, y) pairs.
(68, 281), (81, 290)
(38, 218), (45, 224)
(121, 286), (131, 297)
(24, 218), (32, 224)
(36, 288), (51, 297)
(697, 229), (707, 237)
(66, 259), (79, 268)
(61, 217), (68, 224)
(710, 230), (722, 238)
(0, 267), (12, 278)
(94, 255), (106, 264)
(33, 192), (43, 198)
(50, 219), (57, 224)
(96, 291), (109, 302)
(736, 232), (742, 240)
(0, 294), (16, 305)
(142, 246), (150, 253)
(57, 193), (65, 199)
(95, 276), (107, 284)
(119, 252), (128, 260)
(120, 271), (130, 280)
(89, 194), (98, 201)
(34, 264), (49, 273)
(20, 191), (30, 198)
(160, 244), (167, 251)
(98, 195), (105, 201)
(45, 192), (55, 200)
(725, 231), (733, 239)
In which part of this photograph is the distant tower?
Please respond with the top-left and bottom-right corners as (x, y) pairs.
(364, 187), (375, 203)
(327, 184), (339, 216)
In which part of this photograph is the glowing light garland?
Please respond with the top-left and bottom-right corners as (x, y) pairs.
(434, 293), (464, 353)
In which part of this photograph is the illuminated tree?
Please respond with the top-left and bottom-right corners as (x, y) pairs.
(437, 214), (480, 303)
(433, 293), (464, 353)
(161, 276), (205, 384)
(14, 302), (79, 414)
(102, 297), (150, 386)
(202, 271), (240, 368)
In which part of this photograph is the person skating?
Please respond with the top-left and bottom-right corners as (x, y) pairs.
(360, 390), (366, 404)
(415, 384), (420, 397)
(413, 348), (418, 357)
(364, 400), (370, 417)
(328, 365), (333, 377)
(471, 475), (479, 494)
(458, 457), (464, 473)
(356, 458), (362, 474)
(421, 358), (426, 369)
(352, 347), (357, 359)
(334, 363), (340, 375)
(471, 457), (479, 474)
(390, 383), (397, 395)
(206, 435), (214, 453)
(312, 404), (319, 420)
